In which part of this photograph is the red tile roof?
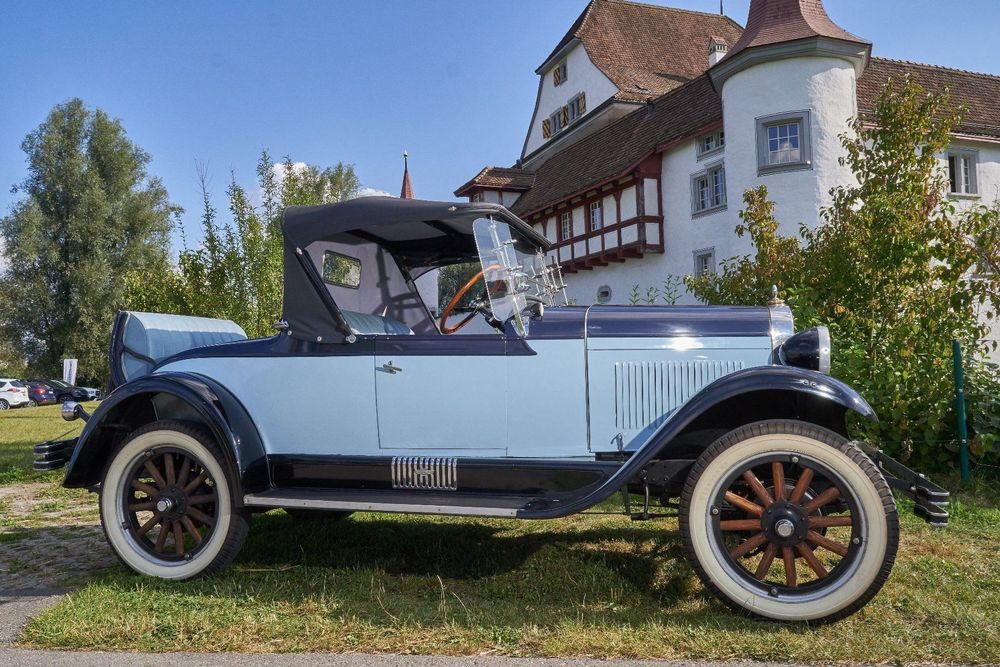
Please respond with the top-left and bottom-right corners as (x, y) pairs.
(544, 0), (744, 102)
(726, 0), (867, 59)
(507, 58), (1000, 217)
(453, 167), (535, 197)
(859, 58), (1000, 140)
(511, 76), (723, 217)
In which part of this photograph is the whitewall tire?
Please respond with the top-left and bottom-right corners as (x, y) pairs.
(679, 420), (898, 623)
(99, 420), (249, 580)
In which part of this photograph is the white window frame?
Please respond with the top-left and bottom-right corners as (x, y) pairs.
(691, 162), (727, 216)
(696, 129), (725, 159)
(559, 211), (572, 241)
(693, 248), (716, 276)
(756, 110), (812, 174)
(947, 148), (979, 197)
(589, 200), (603, 232)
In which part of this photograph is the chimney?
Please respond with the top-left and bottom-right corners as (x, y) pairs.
(708, 36), (729, 67)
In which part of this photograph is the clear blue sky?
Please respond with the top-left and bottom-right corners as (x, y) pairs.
(2, 1), (998, 252)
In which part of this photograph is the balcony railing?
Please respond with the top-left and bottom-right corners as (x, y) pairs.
(546, 215), (664, 274)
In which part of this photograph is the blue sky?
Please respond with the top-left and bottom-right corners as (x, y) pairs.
(1, 0), (998, 253)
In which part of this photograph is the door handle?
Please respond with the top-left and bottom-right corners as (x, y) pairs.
(382, 361), (402, 374)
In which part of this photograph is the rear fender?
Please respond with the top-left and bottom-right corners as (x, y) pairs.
(63, 372), (268, 502)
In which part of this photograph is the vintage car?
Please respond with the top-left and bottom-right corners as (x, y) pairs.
(36, 197), (948, 623)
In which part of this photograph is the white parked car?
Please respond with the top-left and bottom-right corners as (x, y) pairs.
(79, 387), (104, 401)
(0, 379), (29, 410)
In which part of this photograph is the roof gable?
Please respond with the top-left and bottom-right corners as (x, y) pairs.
(539, 0), (744, 102)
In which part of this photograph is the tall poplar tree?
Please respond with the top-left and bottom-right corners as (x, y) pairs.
(0, 99), (175, 383)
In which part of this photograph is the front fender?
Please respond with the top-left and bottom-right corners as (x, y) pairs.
(63, 372), (268, 499)
(521, 366), (875, 519)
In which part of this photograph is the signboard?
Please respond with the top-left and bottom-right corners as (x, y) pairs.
(62, 358), (78, 386)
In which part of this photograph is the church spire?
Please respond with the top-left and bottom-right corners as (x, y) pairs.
(400, 150), (414, 199)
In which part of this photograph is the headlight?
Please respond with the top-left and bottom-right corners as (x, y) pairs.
(778, 326), (831, 374)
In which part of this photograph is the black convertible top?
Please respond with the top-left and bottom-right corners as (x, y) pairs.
(279, 197), (549, 343)
(282, 196), (548, 266)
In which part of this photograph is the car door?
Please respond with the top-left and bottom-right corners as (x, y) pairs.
(374, 335), (508, 455)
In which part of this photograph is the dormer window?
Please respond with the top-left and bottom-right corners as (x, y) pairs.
(697, 130), (725, 158)
(553, 60), (568, 86)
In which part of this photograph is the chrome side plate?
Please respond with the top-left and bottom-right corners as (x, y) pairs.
(391, 456), (458, 491)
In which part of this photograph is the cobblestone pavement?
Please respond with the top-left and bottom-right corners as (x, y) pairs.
(0, 482), (117, 645)
(0, 483), (116, 593)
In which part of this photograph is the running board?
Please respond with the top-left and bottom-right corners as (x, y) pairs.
(243, 488), (552, 518)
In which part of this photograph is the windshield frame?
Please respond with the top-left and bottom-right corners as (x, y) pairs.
(473, 215), (568, 336)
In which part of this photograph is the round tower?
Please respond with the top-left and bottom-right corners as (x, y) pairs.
(710, 0), (870, 237)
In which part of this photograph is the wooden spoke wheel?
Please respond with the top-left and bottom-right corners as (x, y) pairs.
(714, 456), (858, 590)
(99, 420), (249, 580)
(122, 448), (220, 561)
(680, 420), (899, 624)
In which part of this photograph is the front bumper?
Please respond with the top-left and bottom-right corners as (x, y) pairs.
(854, 441), (950, 527)
(33, 438), (78, 471)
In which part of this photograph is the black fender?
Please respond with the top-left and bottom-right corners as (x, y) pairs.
(518, 366), (876, 519)
(63, 372), (269, 502)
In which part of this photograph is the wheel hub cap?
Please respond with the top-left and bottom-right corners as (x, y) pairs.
(155, 498), (175, 514)
(761, 501), (809, 546)
(775, 519), (795, 538)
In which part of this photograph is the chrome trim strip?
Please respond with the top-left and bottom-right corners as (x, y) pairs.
(243, 494), (518, 518)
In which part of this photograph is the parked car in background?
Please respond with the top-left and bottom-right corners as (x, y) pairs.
(78, 386), (104, 401)
(0, 379), (29, 410)
(27, 379), (89, 403)
(24, 381), (58, 407)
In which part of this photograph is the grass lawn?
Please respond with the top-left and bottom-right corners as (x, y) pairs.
(0, 403), (85, 485)
(4, 405), (1000, 662)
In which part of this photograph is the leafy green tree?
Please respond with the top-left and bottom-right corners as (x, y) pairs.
(126, 152), (360, 338)
(0, 99), (175, 383)
(687, 77), (1000, 469)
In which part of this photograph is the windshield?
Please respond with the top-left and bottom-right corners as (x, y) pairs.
(48, 380), (69, 388)
(473, 216), (567, 335)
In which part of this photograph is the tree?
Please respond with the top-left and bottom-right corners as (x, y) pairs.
(0, 99), (175, 384)
(125, 152), (360, 338)
(687, 77), (1000, 470)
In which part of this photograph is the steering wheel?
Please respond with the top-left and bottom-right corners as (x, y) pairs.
(439, 265), (499, 334)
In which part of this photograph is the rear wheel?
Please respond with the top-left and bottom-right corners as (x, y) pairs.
(0, 399), (8, 410)
(679, 420), (898, 623)
(28, 399), (37, 407)
(99, 420), (249, 580)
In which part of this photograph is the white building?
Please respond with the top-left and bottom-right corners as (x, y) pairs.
(454, 0), (1000, 359)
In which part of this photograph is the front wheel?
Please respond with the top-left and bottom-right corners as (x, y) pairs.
(99, 420), (249, 580)
(680, 420), (898, 624)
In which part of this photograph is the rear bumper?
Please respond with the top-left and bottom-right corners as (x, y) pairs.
(854, 441), (950, 527)
(33, 438), (78, 471)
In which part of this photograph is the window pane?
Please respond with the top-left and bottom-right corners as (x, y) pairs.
(962, 156), (972, 192)
(322, 251), (361, 288)
(767, 122), (802, 165)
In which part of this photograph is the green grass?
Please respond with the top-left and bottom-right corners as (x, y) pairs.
(6, 406), (1000, 661)
(0, 403), (85, 485)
